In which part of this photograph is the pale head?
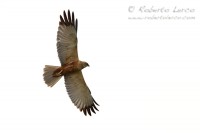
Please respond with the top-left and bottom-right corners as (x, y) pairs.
(79, 61), (89, 70)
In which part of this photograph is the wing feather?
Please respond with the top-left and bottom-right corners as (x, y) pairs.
(68, 10), (71, 23)
(64, 71), (99, 116)
(72, 12), (75, 26)
(57, 10), (78, 65)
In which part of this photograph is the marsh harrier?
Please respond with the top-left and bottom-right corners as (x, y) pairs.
(43, 10), (99, 116)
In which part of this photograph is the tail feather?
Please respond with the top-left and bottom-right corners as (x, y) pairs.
(43, 65), (62, 87)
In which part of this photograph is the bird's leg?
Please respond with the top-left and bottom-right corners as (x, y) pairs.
(52, 61), (78, 77)
(52, 67), (64, 77)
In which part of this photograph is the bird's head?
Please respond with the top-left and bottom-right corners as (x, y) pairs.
(81, 61), (90, 69)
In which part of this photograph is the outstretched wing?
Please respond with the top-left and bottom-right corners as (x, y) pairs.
(64, 71), (99, 116)
(57, 10), (78, 65)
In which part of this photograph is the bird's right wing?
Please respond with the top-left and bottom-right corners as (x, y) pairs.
(57, 10), (78, 65)
(64, 71), (99, 116)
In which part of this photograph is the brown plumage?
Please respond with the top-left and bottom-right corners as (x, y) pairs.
(43, 10), (99, 116)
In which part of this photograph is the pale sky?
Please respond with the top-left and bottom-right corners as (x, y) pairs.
(0, 0), (200, 133)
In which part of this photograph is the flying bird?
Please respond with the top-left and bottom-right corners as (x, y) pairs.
(43, 10), (99, 116)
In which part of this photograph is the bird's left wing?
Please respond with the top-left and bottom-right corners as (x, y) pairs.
(64, 71), (99, 116)
(57, 10), (78, 65)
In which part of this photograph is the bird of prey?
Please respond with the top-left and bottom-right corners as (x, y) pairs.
(43, 10), (99, 116)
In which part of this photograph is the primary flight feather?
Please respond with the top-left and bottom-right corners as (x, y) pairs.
(43, 10), (99, 116)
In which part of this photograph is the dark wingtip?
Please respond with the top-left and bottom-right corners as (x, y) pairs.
(59, 15), (65, 24)
(59, 9), (78, 32)
(80, 99), (99, 116)
(63, 10), (68, 24)
(75, 19), (78, 32)
(93, 99), (99, 106)
(68, 10), (71, 23)
(87, 108), (91, 116)
(83, 108), (87, 116)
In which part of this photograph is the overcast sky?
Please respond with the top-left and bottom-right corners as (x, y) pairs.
(0, 0), (200, 133)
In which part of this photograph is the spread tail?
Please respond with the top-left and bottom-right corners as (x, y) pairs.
(43, 65), (62, 87)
